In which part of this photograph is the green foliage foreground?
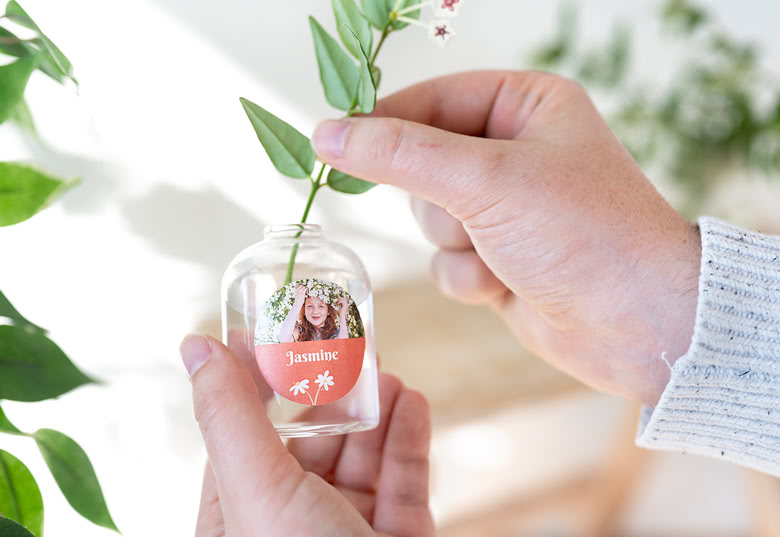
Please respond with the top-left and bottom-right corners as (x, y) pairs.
(1, 1), (118, 534)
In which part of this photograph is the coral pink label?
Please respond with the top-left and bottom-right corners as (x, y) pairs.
(255, 338), (366, 405)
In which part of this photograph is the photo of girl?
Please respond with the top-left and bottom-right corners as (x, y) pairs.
(255, 279), (364, 345)
(279, 284), (349, 342)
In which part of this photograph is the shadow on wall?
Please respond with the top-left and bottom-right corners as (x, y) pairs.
(154, 0), (332, 121)
(120, 184), (266, 280)
(115, 183), (269, 458)
(314, 186), (424, 259)
(22, 137), (122, 216)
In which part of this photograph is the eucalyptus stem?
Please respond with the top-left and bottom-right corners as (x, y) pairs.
(302, 165), (326, 222)
(371, 26), (391, 66)
(283, 163), (327, 285)
(283, 22), (393, 285)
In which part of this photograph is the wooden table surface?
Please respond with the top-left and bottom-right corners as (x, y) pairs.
(373, 280), (587, 426)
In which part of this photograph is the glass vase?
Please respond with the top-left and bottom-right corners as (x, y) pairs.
(221, 224), (379, 437)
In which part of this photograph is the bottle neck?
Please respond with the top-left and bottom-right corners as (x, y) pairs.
(264, 224), (323, 240)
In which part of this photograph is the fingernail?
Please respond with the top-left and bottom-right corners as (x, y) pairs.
(180, 334), (213, 377)
(312, 119), (350, 159)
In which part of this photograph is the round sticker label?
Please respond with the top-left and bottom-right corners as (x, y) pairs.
(255, 279), (366, 406)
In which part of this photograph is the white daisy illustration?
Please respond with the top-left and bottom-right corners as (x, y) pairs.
(290, 379), (310, 396)
(315, 371), (335, 391)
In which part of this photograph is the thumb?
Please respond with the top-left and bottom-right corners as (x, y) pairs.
(180, 334), (303, 534)
(312, 117), (514, 219)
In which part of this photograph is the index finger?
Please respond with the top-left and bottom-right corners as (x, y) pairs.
(365, 70), (539, 140)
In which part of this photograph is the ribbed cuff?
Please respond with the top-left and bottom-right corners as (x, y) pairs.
(637, 216), (780, 476)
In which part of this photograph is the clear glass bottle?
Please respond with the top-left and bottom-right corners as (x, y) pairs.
(221, 224), (379, 437)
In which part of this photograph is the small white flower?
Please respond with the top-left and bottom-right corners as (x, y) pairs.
(315, 371), (335, 391)
(428, 19), (455, 47)
(290, 379), (310, 396)
(433, 0), (463, 17)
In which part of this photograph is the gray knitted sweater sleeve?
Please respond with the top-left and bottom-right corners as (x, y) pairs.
(637, 216), (780, 476)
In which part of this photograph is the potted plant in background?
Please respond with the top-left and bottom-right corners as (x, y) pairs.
(531, 0), (780, 221)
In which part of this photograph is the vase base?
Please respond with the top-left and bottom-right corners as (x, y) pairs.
(275, 419), (379, 438)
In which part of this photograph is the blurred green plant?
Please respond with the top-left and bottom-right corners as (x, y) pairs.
(0, 1), (119, 534)
(531, 0), (780, 215)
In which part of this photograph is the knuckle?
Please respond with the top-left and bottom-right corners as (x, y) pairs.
(538, 70), (583, 93)
(523, 70), (589, 101)
(194, 387), (234, 431)
(273, 470), (321, 522)
(389, 485), (429, 509)
(553, 75), (590, 101)
(381, 372), (404, 397)
(404, 388), (431, 417)
(451, 153), (514, 224)
(381, 372), (401, 388)
(368, 118), (407, 168)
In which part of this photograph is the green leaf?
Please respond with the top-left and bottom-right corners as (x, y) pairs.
(347, 27), (376, 114)
(361, 0), (389, 29)
(0, 517), (36, 537)
(576, 25), (631, 88)
(0, 27), (31, 58)
(0, 162), (79, 227)
(662, 0), (708, 34)
(37, 33), (75, 82)
(31, 49), (65, 83)
(0, 406), (25, 435)
(239, 98), (316, 179)
(333, 0), (372, 59)
(5, 0), (77, 85)
(0, 54), (38, 125)
(390, 0), (421, 30)
(327, 168), (377, 194)
(0, 450), (43, 537)
(309, 16), (360, 111)
(33, 429), (118, 532)
(371, 65), (382, 89)
(10, 99), (37, 137)
(0, 26), (67, 83)
(0, 325), (95, 402)
(529, 3), (577, 68)
(0, 289), (44, 332)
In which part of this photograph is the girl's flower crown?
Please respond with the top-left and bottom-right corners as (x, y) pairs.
(297, 279), (352, 307)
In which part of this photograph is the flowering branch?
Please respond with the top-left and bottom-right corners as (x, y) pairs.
(397, 2), (431, 16)
(239, 0), (465, 285)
